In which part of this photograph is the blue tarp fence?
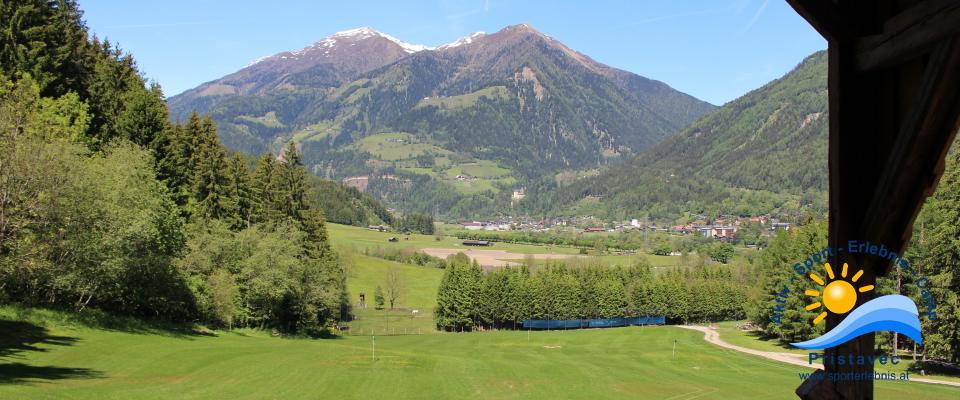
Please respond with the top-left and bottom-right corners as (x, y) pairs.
(521, 316), (665, 330)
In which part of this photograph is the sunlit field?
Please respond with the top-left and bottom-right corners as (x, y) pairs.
(2, 307), (956, 400)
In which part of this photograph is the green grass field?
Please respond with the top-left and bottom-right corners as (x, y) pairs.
(1, 306), (956, 399)
(236, 111), (285, 129)
(290, 120), (334, 143)
(356, 132), (449, 161)
(343, 253), (442, 335)
(329, 223), (678, 268)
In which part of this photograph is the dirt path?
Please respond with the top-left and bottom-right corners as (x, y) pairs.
(676, 325), (960, 388)
(421, 248), (576, 269)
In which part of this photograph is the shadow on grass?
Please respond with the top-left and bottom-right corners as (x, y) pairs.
(0, 320), (79, 358)
(5, 305), (206, 339)
(0, 363), (101, 384)
(0, 319), (103, 384)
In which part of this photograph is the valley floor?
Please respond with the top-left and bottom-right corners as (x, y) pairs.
(328, 223), (684, 269)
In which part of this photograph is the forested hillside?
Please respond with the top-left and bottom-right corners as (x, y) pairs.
(545, 51), (829, 221)
(0, 0), (371, 334)
(309, 176), (394, 227)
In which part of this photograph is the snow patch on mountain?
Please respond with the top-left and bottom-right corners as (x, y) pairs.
(332, 27), (431, 53)
(438, 32), (485, 49)
(246, 27), (492, 67)
(246, 54), (273, 67)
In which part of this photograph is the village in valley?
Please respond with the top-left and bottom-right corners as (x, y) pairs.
(453, 214), (791, 240)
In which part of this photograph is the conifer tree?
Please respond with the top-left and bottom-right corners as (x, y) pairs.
(435, 261), (458, 329)
(594, 276), (626, 318)
(84, 38), (143, 145)
(0, 0), (87, 98)
(189, 115), (236, 222)
(227, 154), (254, 229)
(184, 112), (204, 172)
(435, 254), (483, 330)
(462, 260), (484, 327)
(505, 267), (532, 328)
(276, 141), (308, 220)
(480, 269), (510, 328)
(251, 152), (279, 223)
(374, 285), (385, 310)
(156, 122), (192, 207)
(116, 82), (168, 150)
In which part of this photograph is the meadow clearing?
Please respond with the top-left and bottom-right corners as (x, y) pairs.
(2, 306), (958, 400)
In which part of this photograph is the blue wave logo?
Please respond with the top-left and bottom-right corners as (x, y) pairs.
(792, 295), (922, 350)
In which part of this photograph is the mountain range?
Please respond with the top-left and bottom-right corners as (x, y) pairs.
(168, 24), (717, 218)
(170, 25), (828, 221)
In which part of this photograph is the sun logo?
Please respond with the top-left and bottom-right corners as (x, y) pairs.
(804, 263), (874, 325)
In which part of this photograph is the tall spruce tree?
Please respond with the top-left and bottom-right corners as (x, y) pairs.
(183, 112), (203, 171)
(227, 153), (254, 230)
(116, 82), (168, 150)
(0, 0), (87, 97)
(156, 122), (192, 207)
(276, 141), (308, 221)
(251, 152), (280, 223)
(189, 115), (236, 222)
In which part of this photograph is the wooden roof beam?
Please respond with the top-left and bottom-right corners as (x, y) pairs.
(857, 0), (960, 70)
(858, 39), (960, 274)
(786, 0), (856, 43)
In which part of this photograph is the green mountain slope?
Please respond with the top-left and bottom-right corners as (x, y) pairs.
(548, 51), (829, 221)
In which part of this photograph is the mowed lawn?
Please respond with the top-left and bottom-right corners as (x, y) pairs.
(3, 312), (957, 400)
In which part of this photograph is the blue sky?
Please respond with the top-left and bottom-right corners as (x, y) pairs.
(80, 0), (825, 105)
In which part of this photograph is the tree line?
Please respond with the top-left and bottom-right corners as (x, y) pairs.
(396, 212), (435, 235)
(0, 0), (350, 334)
(434, 255), (745, 331)
(360, 246), (447, 269)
